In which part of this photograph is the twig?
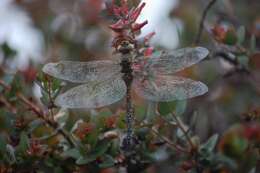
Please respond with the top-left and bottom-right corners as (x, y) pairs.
(16, 93), (45, 118)
(194, 0), (218, 44)
(213, 51), (251, 76)
(0, 94), (17, 114)
(171, 113), (195, 150)
(0, 80), (75, 147)
(151, 127), (188, 153)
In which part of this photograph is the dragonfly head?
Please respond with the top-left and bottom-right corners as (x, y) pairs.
(113, 35), (135, 54)
(117, 40), (135, 54)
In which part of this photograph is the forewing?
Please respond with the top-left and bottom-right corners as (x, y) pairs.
(133, 75), (208, 102)
(147, 47), (209, 74)
(55, 77), (126, 109)
(42, 60), (121, 83)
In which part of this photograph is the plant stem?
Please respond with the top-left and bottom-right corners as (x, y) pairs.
(151, 127), (188, 153)
(171, 113), (195, 150)
(194, 0), (219, 44)
(0, 94), (17, 114)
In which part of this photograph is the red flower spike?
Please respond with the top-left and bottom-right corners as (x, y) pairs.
(111, 0), (129, 17)
(21, 66), (38, 83)
(130, 2), (146, 22)
(109, 1), (146, 33)
(132, 20), (148, 32)
(120, 0), (129, 16)
(109, 1), (149, 50)
(112, 6), (121, 17)
(144, 32), (156, 43)
(109, 20), (126, 32)
(136, 32), (156, 48)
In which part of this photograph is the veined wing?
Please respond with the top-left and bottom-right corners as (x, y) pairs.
(133, 75), (208, 102)
(146, 47), (209, 74)
(55, 76), (126, 108)
(42, 60), (121, 83)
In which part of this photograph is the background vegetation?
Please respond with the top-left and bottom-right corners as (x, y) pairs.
(0, 0), (259, 172)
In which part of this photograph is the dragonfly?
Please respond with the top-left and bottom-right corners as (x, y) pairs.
(42, 46), (209, 149)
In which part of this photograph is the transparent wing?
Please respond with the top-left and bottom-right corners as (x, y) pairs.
(55, 76), (126, 108)
(133, 75), (208, 102)
(42, 60), (121, 83)
(146, 47), (209, 74)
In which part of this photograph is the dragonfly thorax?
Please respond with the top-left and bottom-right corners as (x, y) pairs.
(120, 58), (133, 86)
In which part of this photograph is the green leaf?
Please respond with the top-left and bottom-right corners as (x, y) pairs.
(52, 78), (62, 93)
(237, 26), (246, 45)
(135, 105), (146, 121)
(40, 91), (50, 106)
(76, 156), (96, 165)
(117, 112), (126, 129)
(83, 130), (98, 146)
(98, 155), (115, 168)
(158, 102), (174, 116)
(237, 55), (248, 67)
(16, 132), (29, 154)
(214, 154), (237, 170)
(62, 148), (81, 159)
(224, 30), (238, 45)
(200, 134), (219, 152)
(233, 136), (248, 154)
(158, 100), (187, 116)
(5, 144), (16, 164)
(91, 140), (111, 157)
(97, 110), (113, 117)
(76, 140), (111, 165)
(174, 100), (187, 115)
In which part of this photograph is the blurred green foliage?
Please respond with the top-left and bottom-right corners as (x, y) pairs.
(0, 0), (259, 173)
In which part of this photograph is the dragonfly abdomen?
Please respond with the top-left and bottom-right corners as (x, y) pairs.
(120, 56), (136, 150)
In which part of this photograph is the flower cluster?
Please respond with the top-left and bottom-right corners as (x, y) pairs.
(108, 0), (154, 54)
(109, 0), (147, 33)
